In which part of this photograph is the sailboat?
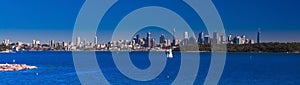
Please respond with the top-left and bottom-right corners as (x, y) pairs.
(167, 49), (173, 58)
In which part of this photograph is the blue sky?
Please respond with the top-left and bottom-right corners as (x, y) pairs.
(0, 0), (299, 43)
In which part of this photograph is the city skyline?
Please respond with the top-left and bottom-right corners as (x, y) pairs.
(0, 0), (300, 42)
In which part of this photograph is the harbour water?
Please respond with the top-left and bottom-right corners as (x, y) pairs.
(0, 51), (299, 85)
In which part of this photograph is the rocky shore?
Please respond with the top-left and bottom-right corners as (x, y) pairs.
(0, 64), (37, 72)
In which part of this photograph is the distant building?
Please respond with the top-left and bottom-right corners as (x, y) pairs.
(50, 40), (55, 48)
(241, 35), (246, 44)
(182, 32), (189, 45)
(76, 37), (81, 47)
(212, 32), (218, 44)
(151, 38), (156, 48)
(220, 35), (225, 44)
(228, 35), (233, 44)
(198, 32), (204, 44)
(257, 28), (261, 43)
(234, 36), (243, 44)
(166, 39), (171, 46)
(204, 35), (210, 44)
(146, 32), (151, 47)
(184, 32), (189, 39)
(94, 36), (98, 45)
(159, 34), (166, 44)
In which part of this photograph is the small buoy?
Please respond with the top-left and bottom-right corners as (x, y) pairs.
(13, 59), (16, 63)
(36, 72), (39, 76)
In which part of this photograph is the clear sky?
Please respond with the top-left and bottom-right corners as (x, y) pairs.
(0, 0), (299, 43)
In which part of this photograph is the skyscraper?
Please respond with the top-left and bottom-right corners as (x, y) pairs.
(182, 32), (189, 45)
(212, 32), (218, 44)
(257, 28), (261, 43)
(159, 34), (166, 44)
(220, 35), (225, 44)
(204, 35), (211, 44)
(136, 34), (140, 44)
(50, 40), (55, 48)
(228, 35), (232, 44)
(198, 32), (204, 44)
(94, 36), (98, 45)
(184, 32), (189, 39)
(76, 37), (81, 47)
(147, 32), (151, 47)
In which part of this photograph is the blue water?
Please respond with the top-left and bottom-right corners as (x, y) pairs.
(0, 51), (299, 85)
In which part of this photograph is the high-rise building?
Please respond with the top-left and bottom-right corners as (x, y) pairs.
(159, 34), (166, 44)
(257, 28), (261, 43)
(241, 35), (246, 44)
(151, 38), (156, 48)
(182, 32), (189, 45)
(76, 37), (81, 46)
(204, 35), (211, 44)
(50, 40), (55, 48)
(173, 28), (176, 40)
(228, 35), (232, 44)
(166, 39), (171, 46)
(94, 36), (98, 45)
(198, 32), (204, 44)
(135, 34), (140, 44)
(184, 32), (189, 39)
(146, 32), (151, 47)
(220, 35), (225, 44)
(234, 36), (242, 44)
(212, 32), (218, 44)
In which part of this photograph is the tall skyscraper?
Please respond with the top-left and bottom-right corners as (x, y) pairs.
(94, 36), (98, 45)
(257, 28), (261, 43)
(147, 32), (151, 47)
(136, 34), (140, 44)
(76, 37), (81, 46)
(184, 32), (189, 39)
(173, 28), (176, 40)
(182, 32), (189, 45)
(228, 35), (232, 44)
(198, 32), (204, 44)
(212, 32), (218, 44)
(220, 35), (225, 44)
(50, 40), (55, 48)
(204, 35), (211, 44)
(159, 34), (166, 44)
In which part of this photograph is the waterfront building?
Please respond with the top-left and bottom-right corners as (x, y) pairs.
(204, 35), (210, 44)
(198, 32), (204, 44)
(151, 38), (156, 48)
(228, 35), (233, 44)
(241, 35), (246, 44)
(257, 28), (261, 43)
(234, 36), (243, 44)
(146, 32), (151, 47)
(212, 32), (218, 44)
(159, 34), (166, 44)
(184, 32), (189, 39)
(94, 36), (98, 45)
(220, 35), (225, 44)
(166, 39), (171, 46)
(76, 37), (81, 47)
(182, 32), (189, 45)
